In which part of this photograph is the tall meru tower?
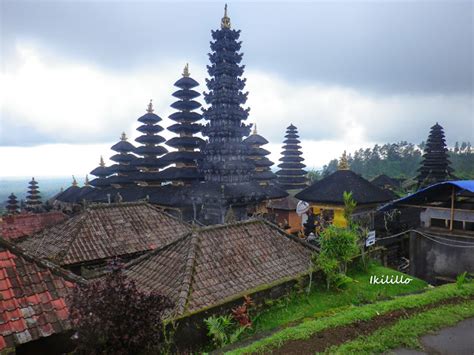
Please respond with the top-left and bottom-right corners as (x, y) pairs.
(197, 5), (268, 224)
(417, 123), (455, 188)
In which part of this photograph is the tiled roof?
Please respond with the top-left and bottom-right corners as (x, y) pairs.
(125, 219), (314, 316)
(18, 202), (191, 267)
(295, 170), (395, 205)
(0, 212), (68, 242)
(0, 237), (83, 351)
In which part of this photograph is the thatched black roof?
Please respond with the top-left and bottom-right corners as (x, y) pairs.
(295, 170), (394, 205)
(371, 174), (401, 189)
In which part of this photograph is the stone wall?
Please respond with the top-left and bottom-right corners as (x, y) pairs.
(168, 272), (319, 352)
(409, 229), (474, 284)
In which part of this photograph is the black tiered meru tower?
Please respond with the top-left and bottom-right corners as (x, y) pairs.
(276, 124), (308, 191)
(89, 156), (111, 188)
(158, 64), (204, 185)
(107, 133), (139, 187)
(416, 123), (455, 188)
(26, 177), (42, 211)
(243, 124), (277, 186)
(199, 5), (265, 224)
(133, 101), (168, 185)
(6, 193), (19, 214)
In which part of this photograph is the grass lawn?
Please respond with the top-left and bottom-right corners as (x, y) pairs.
(228, 282), (474, 355)
(324, 299), (474, 354)
(252, 263), (427, 333)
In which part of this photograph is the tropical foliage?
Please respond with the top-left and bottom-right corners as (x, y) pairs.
(70, 264), (173, 355)
(316, 141), (474, 180)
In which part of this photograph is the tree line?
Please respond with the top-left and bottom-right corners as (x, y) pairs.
(309, 141), (474, 182)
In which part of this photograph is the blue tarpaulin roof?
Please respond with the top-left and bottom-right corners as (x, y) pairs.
(379, 180), (474, 211)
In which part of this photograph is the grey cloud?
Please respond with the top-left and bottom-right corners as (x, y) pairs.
(2, 1), (472, 95)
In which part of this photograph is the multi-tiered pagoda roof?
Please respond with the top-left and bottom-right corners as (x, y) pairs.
(416, 123), (455, 188)
(193, 5), (269, 223)
(107, 132), (139, 186)
(132, 101), (168, 185)
(276, 124), (308, 191)
(6, 193), (19, 214)
(244, 124), (276, 185)
(26, 177), (42, 210)
(89, 156), (111, 188)
(158, 65), (204, 185)
(200, 5), (253, 184)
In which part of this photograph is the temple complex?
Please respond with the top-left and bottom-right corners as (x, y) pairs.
(39, 5), (286, 225)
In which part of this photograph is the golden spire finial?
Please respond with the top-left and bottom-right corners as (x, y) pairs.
(253, 123), (257, 135)
(221, 4), (231, 29)
(338, 151), (350, 170)
(120, 132), (127, 141)
(99, 156), (105, 167)
(146, 99), (154, 113)
(72, 175), (78, 187)
(85, 174), (90, 186)
(182, 63), (190, 77)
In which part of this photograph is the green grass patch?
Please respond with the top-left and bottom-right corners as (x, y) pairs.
(253, 264), (427, 333)
(227, 282), (474, 355)
(324, 299), (474, 354)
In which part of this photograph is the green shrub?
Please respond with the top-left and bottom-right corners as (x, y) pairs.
(319, 225), (359, 274)
(456, 271), (469, 289)
(204, 315), (244, 348)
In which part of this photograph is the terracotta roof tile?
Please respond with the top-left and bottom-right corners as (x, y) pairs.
(125, 220), (314, 316)
(0, 238), (84, 351)
(18, 202), (191, 267)
(1, 212), (68, 241)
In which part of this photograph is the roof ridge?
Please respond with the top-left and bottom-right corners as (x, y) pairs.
(123, 231), (193, 270)
(197, 218), (260, 232)
(86, 201), (148, 210)
(175, 231), (200, 315)
(0, 236), (86, 285)
(51, 211), (90, 263)
(145, 203), (192, 228)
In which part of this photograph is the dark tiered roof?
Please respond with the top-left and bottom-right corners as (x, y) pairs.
(276, 125), (308, 191)
(106, 133), (139, 186)
(19, 203), (191, 267)
(6, 193), (19, 214)
(200, 12), (253, 184)
(416, 123), (455, 188)
(26, 177), (42, 207)
(158, 65), (204, 184)
(243, 125), (280, 188)
(89, 156), (111, 188)
(132, 101), (168, 184)
(371, 174), (401, 190)
(125, 219), (314, 316)
(295, 169), (394, 205)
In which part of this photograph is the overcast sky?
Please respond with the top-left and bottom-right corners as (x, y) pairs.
(0, 0), (473, 179)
